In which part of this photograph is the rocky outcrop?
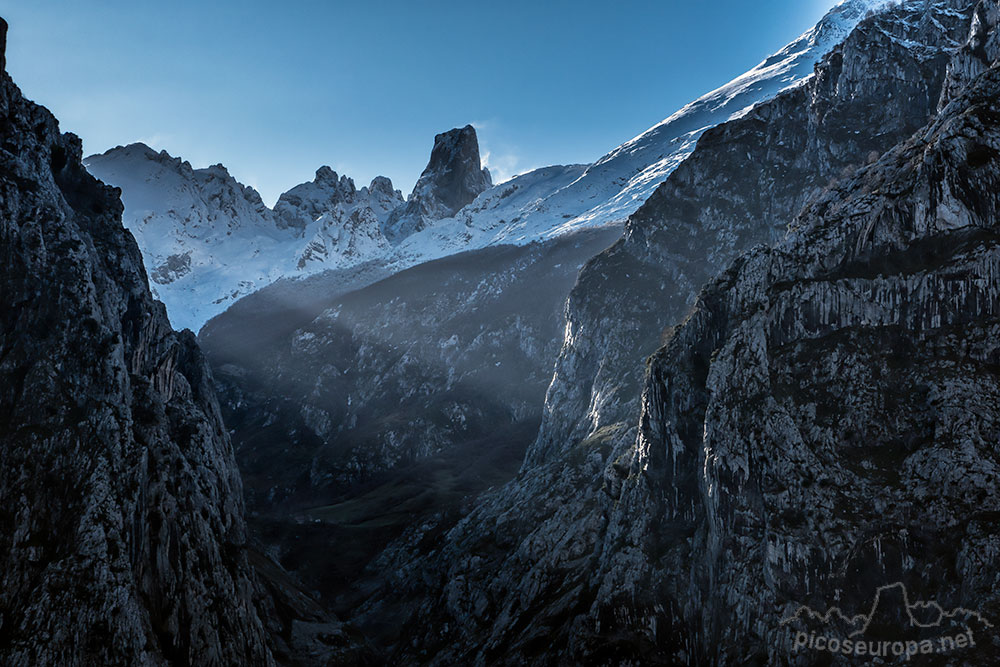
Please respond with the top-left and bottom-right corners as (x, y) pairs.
(599, 29), (1000, 663)
(274, 166), (356, 231)
(0, 17), (274, 665)
(530, 0), (978, 467)
(382, 125), (492, 242)
(273, 167), (403, 236)
(291, 175), (404, 272)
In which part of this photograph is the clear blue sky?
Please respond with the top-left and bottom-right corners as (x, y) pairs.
(4, 0), (839, 204)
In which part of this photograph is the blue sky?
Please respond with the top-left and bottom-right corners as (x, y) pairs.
(4, 0), (839, 204)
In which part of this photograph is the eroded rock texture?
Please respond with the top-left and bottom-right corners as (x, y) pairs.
(607, 36), (1000, 664)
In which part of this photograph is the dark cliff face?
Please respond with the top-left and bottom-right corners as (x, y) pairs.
(530, 0), (977, 467)
(610, 37), (1000, 664)
(0, 19), (273, 665)
(382, 124), (493, 242)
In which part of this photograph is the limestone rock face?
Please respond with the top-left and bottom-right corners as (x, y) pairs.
(0, 17), (273, 666)
(530, 0), (978, 467)
(383, 125), (492, 242)
(604, 33), (1000, 664)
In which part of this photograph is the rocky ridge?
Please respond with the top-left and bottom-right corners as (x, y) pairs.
(88, 2), (886, 334)
(85, 146), (406, 331)
(276, 168), (405, 271)
(599, 12), (1000, 661)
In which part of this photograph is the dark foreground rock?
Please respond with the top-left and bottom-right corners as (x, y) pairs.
(0, 16), (352, 666)
(607, 34), (1000, 664)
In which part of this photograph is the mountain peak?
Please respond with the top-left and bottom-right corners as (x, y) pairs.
(1, 16), (8, 72)
(369, 174), (393, 192)
(382, 124), (492, 242)
(315, 165), (342, 186)
(422, 124), (492, 203)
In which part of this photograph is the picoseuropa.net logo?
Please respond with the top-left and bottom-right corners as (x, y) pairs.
(780, 582), (993, 661)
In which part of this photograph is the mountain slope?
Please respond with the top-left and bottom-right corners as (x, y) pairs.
(85, 147), (406, 331)
(84, 143), (300, 331)
(604, 25), (1000, 661)
(386, 0), (898, 262)
(0, 18), (274, 665)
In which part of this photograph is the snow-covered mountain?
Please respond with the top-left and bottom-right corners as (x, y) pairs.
(275, 167), (404, 270)
(85, 147), (405, 330)
(387, 0), (896, 260)
(87, 0), (893, 332)
(84, 144), (301, 330)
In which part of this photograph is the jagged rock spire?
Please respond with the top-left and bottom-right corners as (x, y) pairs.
(382, 124), (492, 243)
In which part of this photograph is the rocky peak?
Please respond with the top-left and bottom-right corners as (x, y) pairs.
(314, 165), (355, 192)
(292, 178), (403, 273)
(367, 174), (399, 199)
(273, 165), (359, 231)
(810, 0), (894, 46)
(205, 162), (233, 178)
(0, 17), (6, 69)
(419, 124), (493, 211)
(382, 124), (493, 242)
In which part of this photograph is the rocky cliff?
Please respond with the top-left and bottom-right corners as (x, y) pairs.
(600, 16), (1000, 661)
(0, 17), (275, 665)
(531, 0), (978, 467)
(382, 124), (492, 243)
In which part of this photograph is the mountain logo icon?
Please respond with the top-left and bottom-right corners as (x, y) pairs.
(779, 582), (993, 660)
